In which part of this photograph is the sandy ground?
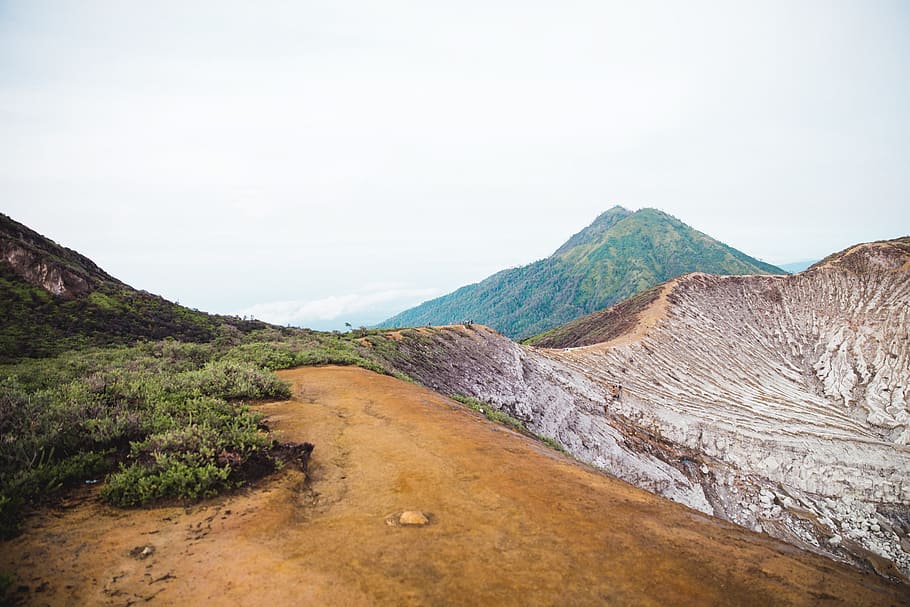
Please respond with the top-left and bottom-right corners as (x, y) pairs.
(1, 366), (907, 606)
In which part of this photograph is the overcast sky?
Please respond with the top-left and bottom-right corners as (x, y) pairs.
(2, 1), (908, 330)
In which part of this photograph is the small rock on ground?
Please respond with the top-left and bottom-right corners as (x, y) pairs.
(399, 511), (429, 526)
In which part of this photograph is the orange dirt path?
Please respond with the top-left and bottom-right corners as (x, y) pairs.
(1, 366), (907, 606)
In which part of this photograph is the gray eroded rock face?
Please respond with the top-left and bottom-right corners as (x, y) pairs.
(377, 238), (910, 581)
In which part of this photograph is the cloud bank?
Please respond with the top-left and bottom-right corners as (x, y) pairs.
(236, 286), (439, 330)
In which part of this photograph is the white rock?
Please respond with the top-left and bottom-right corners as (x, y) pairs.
(700, 463), (709, 474)
(828, 534), (842, 547)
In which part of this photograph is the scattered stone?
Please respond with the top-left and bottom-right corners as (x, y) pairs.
(699, 464), (709, 474)
(828, 535), (842, 547)
(129, 545), (155, 560)
(399, 511), (430, 526)
(753, 524), (763, 534)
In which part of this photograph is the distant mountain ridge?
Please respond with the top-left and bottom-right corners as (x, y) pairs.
(381, 207), (784, 339)
(0, 213), (265, 361)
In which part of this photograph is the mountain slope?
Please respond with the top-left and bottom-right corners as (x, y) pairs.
(370, 237), (910, 581)
(0, 213), (264, 360)
(381, 207), (783, 339)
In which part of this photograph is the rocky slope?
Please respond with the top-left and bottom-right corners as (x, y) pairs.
(380, 207), (783, 339)
(370, 237), (910, 582)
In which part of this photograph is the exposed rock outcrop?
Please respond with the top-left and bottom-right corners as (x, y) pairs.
(0, 212), (119, 299)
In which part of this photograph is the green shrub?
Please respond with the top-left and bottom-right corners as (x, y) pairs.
(102, 459), (232, 506)
(175, 361), (291, 401)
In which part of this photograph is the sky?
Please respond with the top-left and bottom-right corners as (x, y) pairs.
(2, 1), (908, 330)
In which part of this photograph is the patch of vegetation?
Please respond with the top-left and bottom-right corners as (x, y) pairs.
(536, 434), (570, 455)
(452, 394), (526, 431)
(0, 327), (399, 537)
(450, 394), (568, 455)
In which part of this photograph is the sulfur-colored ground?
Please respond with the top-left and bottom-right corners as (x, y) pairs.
(1, 366), (907, 606)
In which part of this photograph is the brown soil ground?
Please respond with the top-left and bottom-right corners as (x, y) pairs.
(2, 366), (907, 606)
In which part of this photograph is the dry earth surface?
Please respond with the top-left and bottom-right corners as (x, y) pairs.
(2, 366), (908, 606)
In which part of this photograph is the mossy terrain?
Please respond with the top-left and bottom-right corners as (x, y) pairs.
(380, 207), (784, 339)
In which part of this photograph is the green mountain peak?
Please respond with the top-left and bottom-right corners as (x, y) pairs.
(380, 208), (783, 339)
(554, 206), (632, 257)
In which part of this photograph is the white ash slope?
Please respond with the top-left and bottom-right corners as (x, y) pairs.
(379, 324), (712, 512)
(377, 238), (910, 582)
(540, 237), (910, 579)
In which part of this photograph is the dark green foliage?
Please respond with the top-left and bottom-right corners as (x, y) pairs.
(381, 207), (784, 339)
(101, 397), (271, 507)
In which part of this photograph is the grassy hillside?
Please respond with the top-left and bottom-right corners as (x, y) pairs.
(381, 207), (784, 339)
(0, 212), (403, 536)
(0, 213), (265, 361)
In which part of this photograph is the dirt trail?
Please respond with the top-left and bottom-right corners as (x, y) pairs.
(2, 366), (907, 606)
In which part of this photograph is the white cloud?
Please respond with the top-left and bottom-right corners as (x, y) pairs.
(235, 286), (439, 329)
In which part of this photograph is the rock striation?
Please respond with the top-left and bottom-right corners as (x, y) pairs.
(373, 237), (910, 581)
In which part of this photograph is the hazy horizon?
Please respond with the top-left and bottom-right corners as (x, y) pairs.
(3, 2), (908, 330)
